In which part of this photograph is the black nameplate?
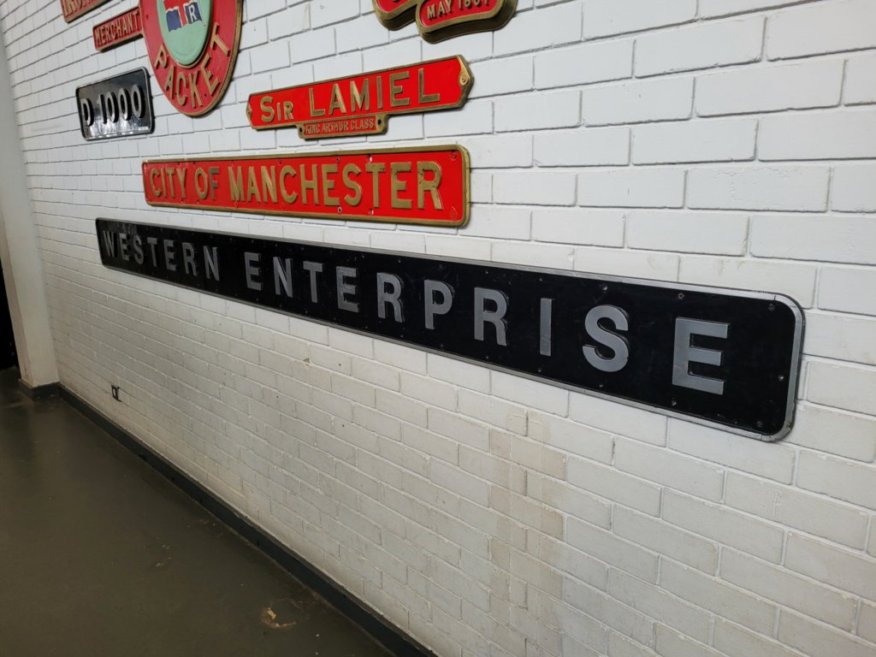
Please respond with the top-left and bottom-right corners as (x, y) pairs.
(76, 69), (154, 141)
(96, 220), (804, 440)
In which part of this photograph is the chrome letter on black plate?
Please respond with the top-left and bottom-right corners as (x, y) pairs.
(76, 68), (155, 141)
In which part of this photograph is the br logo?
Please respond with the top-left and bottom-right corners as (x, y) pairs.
(159, 0), (210, 67)
(142, 0), (242, 117)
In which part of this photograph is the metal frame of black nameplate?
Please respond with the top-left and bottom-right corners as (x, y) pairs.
(76, 68), (155, 141)
(95, 220), (805, 441)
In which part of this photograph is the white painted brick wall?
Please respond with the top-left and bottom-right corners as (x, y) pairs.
(3, 1), (876, 657)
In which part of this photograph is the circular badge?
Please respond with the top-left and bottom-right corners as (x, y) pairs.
(142, 0), (241, 117)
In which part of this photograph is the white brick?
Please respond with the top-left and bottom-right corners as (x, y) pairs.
(632, 118), (756, 164)
(493, 2), (583, 55)
(578, 168), (685, 208)
(493, 171), (577, 206)
(819, 267), (876, 316)
(566, 518), (659, 582)
(531, 209), (625, 247)
(583, 77), (693, 126)
(569, 393), (668, 445)
(725, 472), (869, 549)
(534, 39), (633, 89)
(831, 164), (876, 212)
(844, 52), (876, 105)
(626, 211), (748, 255)
(582, 0), (697, 38)
(668, 420), (795, 483)
(528, 411), (614, 464)
(534, 127), (630, 167)
(807, 361), (876, 416)
(654, 626), (722, 657)
(779, 610), (876, 657)
(663, 490), (785, 562)
(635, 17), (763, 76)
(714, 618), (805, 657)
(720, 549), (858, 631)
(679, 256), (817, 307)
(696, 60), (843, 116)
(613, 507), (718, 573)
(567, 456), (662, 516)
(614, 438), (725, 501)
(766, 0), (876, 60)
(688, 167), (829, 212)
(495, 91), (579, 132)
(660, 560), (777, 635)
(797, 450), (876, 510)
(786, 403), (876, 462)
(608, 569), (711, 643)
(805, 312), (876, 366)
(760, 111), (876, 160)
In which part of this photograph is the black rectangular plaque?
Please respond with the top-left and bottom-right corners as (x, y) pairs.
(76, 69), (154, 141)
(96, 220), (804, 440)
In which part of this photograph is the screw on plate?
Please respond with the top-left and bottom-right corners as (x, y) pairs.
(677, 292), (685, 300)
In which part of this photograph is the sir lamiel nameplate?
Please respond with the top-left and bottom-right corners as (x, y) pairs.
(96, 220), (804, 439)
(61, 0), (112, 23)
(247, 57), (473, 140)
(76, 69), (154, 141)
(142, 147), (470, 227)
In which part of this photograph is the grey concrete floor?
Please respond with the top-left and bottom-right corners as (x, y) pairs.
(0, 368), (392, 657)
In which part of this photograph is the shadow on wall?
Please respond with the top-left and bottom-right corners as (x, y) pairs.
(0, 261), (17, 370)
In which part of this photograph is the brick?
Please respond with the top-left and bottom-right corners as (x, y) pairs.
(688, 167), (829, 212)
(528, 411), (614, 464)
(569, 393), (668, 445)
(725, 472), (869, 549)
(578, 167), (686, 208)
(766, 0), (876, 60)
(493, 171), (577, 207)
(626, 211), (749, 255)
(668, 420), (795, 483)
(613, 507), (718, 573)
(779, 610), (876, 657)
(807, 361), (876, 416)
(663, 490), (785, 562)
(696, 60), (843, 116)
(721, 548), (858, 630)
(844, 52), (876, 105)
(534, 127), (630, 167)
(494, 2), (583, 55)
(805, 312), (876, 366)
(608, 569), (711, 643)
(575, 247), (680, 282)
(786, 403), (876, 462)
(563, 577), (655, 647)
(831, 164), (876, 213)
(632, 118), (756, 164)
(714, 618), (813, 657)
(583, 77), (693, 126)
(797, 450), (876, 511)
(531, 209), (625, 248)
(819, 267), (876, 316)
(760, 111), (876, 160)
(582, 0), (697, 38)
(678, 256), (817, 307)
(654, 626), (722, 657)
(495, 91), (579, 132)
(786, 533), (876, 601)
(614, 438), (725, 501)
(635, 17), (763, 76)
(660, 559), (777, 635)
(566, 455), (662, 516)
(535, 39), (634, 89)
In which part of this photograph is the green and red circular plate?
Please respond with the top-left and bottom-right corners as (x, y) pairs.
(141, 0), (242, 117)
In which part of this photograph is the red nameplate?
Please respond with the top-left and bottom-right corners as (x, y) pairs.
(247, 57), (473, 140)
(142, 147), (470, 227)
(93, 6), (142, 51)
(372, 0), (516, 42)
(61, 0), (112, 23)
